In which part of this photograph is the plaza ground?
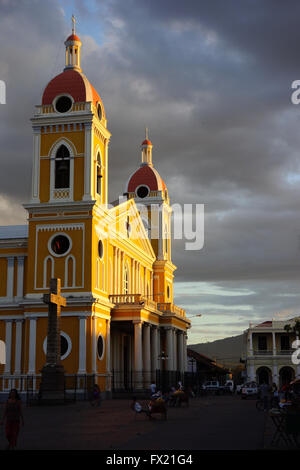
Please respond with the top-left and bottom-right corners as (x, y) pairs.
(0, 394), (270, 450)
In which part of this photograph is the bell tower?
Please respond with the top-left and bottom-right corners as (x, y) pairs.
(29, 16), (110, 208)
(25, 19), (111, 296)
(125, 133), (175, 304)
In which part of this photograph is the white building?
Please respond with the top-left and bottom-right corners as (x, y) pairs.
(244, 317), (300, 386)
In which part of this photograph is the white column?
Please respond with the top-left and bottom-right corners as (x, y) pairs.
(157, 328), (161, 370)
(183, 332), (188, 372)
(28, 318), (37, 374)
(4, 320), (13, 375)
(14, 320), (23, 375)
(118, 250), (121, 295)
(166, 328), (173, 371)
(151, 326), (158, 373)
(158, 205), (164, 259)
(104, 140), (108, 206)
(134, 321), (143, 388)
(92, 315), (97, 373)
(78, 316), (87, 374)
(16, 256), (25, 299)
(143, 324), (151, 386)
(273, 363), (278, 386)
(83, 122), (93, 200)
(173, 330), (178, 371)
(106, 319), (111, 392)
(114, 247), (117, 294)
(250, 363), (255, 381)
(6, 257), (14, 301)
(178, 331), (184, 373)
(272, 331), (276, 355)
(31, 126), (40, 202)
(249, 331), (253, 356)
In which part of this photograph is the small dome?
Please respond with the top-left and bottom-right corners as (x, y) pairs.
(142, 139), (152, 146)
(42, 69), (105, 114)
(66, 34), (81, 42)
(127, 165), (166, 193)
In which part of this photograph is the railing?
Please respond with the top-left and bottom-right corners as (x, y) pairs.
(253, 349), (294, 356)
(0, 374), (96, 404)
(158, 303), (186, 318)
(109, 294), (157, 310)
(112, 370), (184, 393)
(278, 349), (294, 355)
(253, 350), (273, 355)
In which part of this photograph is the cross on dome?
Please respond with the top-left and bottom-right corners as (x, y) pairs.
(72, 14), (76, 35)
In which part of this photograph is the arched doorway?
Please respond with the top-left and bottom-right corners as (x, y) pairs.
(256, 366), (272, 385)
(279, 366), (295, 387)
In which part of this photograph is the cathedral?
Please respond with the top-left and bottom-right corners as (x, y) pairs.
(0, 23), (190, 397)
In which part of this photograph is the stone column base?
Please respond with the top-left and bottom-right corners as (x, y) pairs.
(40, 364), (65, 405)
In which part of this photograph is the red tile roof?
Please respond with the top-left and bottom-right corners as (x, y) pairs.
(127, 165), (166, 193)
(42, 69), (101, 108)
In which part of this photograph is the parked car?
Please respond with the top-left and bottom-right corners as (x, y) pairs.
(224, 380), (234, 393)
(241, 381), (258, 399)
(203, 381), (224, 394)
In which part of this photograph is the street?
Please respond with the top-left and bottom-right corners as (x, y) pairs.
(0, 394), (265, 450)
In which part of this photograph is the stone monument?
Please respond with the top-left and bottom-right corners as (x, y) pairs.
(40, 278), (67, 404)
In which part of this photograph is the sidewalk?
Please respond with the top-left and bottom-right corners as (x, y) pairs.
(0, 399), (158, 450)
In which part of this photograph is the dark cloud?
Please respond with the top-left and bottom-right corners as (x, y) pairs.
(1, 1), (300, 340)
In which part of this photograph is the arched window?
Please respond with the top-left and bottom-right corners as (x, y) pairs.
(96, 152), (102, 195)
(65, 255), (76, 288)
(43, 256), (54, 288)
(123, 264), (129, 294)
(55, 145), (70, 189)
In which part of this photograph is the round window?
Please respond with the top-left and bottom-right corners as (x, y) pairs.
(97, 103), (102, 120)
(55, 96), (73, 113)
(43, 332), (71, 360)
(136, 186), (149, 198)
(61, 335), (68, 357)
(98, 240), (104, 259)
(51, 235), (70, 255)
(97, 335), (104, 359)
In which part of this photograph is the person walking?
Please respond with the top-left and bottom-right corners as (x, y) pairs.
(259, 382), (270, 411)
(1, 388), (24, 450)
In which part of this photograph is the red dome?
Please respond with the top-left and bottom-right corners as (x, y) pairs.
(66, 34), (81, 42)
(127, 165), (166, 193)
(42, 69), (103, 110)
(142, 139), (152, 146)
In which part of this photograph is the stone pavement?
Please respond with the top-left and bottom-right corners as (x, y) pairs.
(0, 395), (265, 450)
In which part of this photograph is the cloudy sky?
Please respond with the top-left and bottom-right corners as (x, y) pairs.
(1, 0), (300, 343)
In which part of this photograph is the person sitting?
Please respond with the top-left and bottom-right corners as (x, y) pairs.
(130, 397), (151, 417)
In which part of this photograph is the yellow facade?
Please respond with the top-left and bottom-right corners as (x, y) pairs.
(0, 26), (190, 397)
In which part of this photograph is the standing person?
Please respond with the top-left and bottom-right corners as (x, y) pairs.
(271, 382), (279, 408)
(1, 389), (24, 450)
(150, 381), (156, 397)
(259, 382), (270, 411)
(90, 383), (102, 407)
